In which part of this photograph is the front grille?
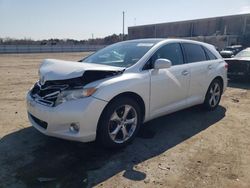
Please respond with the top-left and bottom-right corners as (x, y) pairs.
(30, 82), (68, 107)
(29, 113), (48, 129)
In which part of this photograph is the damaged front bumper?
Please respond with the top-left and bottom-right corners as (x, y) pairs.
(26, 91), (107, 142)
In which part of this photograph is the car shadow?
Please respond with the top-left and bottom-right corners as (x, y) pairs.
(0, 105), (226, 188)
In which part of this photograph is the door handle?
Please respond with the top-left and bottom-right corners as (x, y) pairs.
(208, 65), (213, 70)
(182, 70), (189, 76)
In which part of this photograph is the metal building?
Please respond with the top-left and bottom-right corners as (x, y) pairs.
(128, 13), (250, 49)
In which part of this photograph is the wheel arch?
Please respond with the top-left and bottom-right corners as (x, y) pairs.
(203, 75), (224, 110)
(96, 91), (146, 133)
(213, 76), (224, 90)
(205, 76), (224, 98)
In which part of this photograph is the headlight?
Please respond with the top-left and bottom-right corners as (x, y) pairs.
(55, 87), (97, 106)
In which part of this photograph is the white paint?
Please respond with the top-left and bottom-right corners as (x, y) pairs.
(27, 38), (228, 143)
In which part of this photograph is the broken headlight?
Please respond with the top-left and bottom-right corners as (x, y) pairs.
(55, 87), (97, 106)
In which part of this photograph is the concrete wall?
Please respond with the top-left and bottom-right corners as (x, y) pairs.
(0, 45), (105, 54)
(128, 13), (250, 48)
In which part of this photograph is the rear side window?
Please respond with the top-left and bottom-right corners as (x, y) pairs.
(183, 43), (207, 63)
(203, 47), (217, 60)
(153, 43), (184, 66)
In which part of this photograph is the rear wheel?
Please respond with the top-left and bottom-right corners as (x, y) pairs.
(203, 79), (222, 111)
(97, 97), (142, 148)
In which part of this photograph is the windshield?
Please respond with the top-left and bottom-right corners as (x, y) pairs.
(235, 50), (250, 58)
(82, 41), (157, 67)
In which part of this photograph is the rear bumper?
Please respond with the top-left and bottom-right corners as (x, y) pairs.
(26, 92), (107, 142)
(227, 60), (250, 80)
(228, 72), (249, 78)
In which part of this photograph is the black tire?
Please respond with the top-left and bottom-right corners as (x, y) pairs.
(96, 97), (142, 148)
(203, 79), (223, 111)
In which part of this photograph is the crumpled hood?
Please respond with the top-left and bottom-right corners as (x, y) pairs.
(39, 59), (125, 83)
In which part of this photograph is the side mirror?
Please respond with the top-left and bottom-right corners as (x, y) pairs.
(154, 58), (172, 69)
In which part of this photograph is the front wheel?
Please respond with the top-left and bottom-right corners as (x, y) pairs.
(203, 79), (223, 111)
(97, 97), (142, 148)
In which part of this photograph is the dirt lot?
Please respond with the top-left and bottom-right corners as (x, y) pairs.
(0, 53), (250, 188)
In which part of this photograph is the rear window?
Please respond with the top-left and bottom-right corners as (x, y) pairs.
(183, 43), (207, 63)
(235, 50), (250, 58)
(203, 47), (217, 60)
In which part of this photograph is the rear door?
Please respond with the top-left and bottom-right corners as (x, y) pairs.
(182, 43), (217, 105)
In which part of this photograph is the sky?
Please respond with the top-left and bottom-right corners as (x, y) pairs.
(0, 0), (250, 40)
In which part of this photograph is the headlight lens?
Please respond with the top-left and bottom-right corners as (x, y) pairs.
(55, 87), (97, 106)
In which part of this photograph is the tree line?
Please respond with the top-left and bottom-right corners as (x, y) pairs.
(0, 33), (128, 45)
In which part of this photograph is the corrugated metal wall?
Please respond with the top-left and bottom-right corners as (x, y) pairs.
(128, 14), (250, 44)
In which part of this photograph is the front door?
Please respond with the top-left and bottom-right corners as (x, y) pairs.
(149, 43), (190, 119)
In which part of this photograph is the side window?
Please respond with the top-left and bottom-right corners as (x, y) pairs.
(203, 47), (217, 60)
(153, 43), (184, 66)
(183, 43), (207, 63)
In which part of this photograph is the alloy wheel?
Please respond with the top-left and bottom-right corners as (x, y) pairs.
(108, 105), (138, 144)
(209, 82), (221, 107)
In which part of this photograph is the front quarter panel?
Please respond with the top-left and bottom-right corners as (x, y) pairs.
(92, 71), (151, 121)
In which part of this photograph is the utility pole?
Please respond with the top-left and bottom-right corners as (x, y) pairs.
(122, 11), (125, 41)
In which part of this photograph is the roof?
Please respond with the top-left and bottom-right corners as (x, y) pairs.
(124, 38), (164, 43)
(125, 38), (214, 46)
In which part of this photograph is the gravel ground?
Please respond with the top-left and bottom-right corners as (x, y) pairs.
(0, 53), (250, 188)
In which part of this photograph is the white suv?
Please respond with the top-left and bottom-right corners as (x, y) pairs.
(26, 39), (227, 148)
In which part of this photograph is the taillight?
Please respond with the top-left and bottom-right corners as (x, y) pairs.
(224, 63), (228, 69)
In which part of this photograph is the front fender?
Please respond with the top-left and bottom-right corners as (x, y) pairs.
(92, 71), (151, 120)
